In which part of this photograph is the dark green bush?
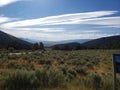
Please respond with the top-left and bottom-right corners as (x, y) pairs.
(86, 62), (93, 69)
(8, 47), (14, 52)
(75, 66), (87, 75)
(8, 55), (20, 59)
(0, 58), (7, 66)
(67, 68), (77, 79)
(59, 64), (68, 75)
(45, 60), (52, 65)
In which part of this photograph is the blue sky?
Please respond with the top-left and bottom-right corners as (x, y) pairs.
(0, 0), (120, 41)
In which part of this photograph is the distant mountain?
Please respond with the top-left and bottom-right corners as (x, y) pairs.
(83, 35), (120, 49)
(51, 42), (85, 50)
(52, 39), (91, 44)
(18, 34), (120, 50)
(51, 35), (120, 50)
(21, 38), (91, 47)
(0, 31), (32, 50)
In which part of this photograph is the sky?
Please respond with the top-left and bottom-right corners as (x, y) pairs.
(0, 0), (120, 41)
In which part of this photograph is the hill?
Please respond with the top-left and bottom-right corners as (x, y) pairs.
(51, 42), (84, 50)
(83, 35), (120, 49)
(0, 31), (32, 50)
(52, 35), (120, 50)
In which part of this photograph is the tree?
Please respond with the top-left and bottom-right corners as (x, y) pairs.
(52, 45), (59, 50)
(33, 43), (39, 50)
(33, 42), (45, 50)
(63, 45), (70, 50)
(39, 42), (44, 50)
(8, 47), (14, 52)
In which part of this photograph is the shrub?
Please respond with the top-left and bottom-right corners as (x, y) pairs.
(85, 74), (102, 90)
(101, 75), (113, 90)
(0, 75), (9, 90)
(4, 70), (39, 90)
(22, 55), (30, 61)
(8, 55), (19, 59)
(59, 64), (68, 75)
(86, 62), (93, 69)
(1, 67), (67, 89)
(117, 75), (120, 90)
(35, 67), (66, 88)
(8, 47), (14, 52)
(45, 60), (52, 65)
(38, 59), (46, 64)
(47, 67), (66, 87)
(75, 66), (87, 75)
(67, 68), (77, 79)
(0, 58), (7, 66)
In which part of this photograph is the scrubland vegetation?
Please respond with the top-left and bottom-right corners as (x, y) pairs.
(0, 49), (120, 90)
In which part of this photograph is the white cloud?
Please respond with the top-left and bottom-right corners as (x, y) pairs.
(0, 15), (18, 24)
(0, 0), (30, 7)
(1, 27), (65, 33)
(19, 28), (65, 32)
(80, 30), (100, 33)
(0, 0), (20, 7)
(2, 29), (119, 41)
(1, 11), (119, 28)
(0, 10), (120, 41)
(79, 17), (120, 28)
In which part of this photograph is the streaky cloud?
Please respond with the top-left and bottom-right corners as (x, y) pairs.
(1, 27), (65, 33)
(0, 0), (20, 7)
(1, 10), (119, 28)
(0, 0), (30, 7)
(0, 15), (18, 24)
(0, 10), (120, 41)
(2, 28), (119, 41)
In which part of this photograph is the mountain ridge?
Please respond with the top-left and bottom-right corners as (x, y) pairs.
(83, 35), (120, 49)
(51, 35), (120, 50)
(1, 30), (120, 50)
(0, 30), (32, 50)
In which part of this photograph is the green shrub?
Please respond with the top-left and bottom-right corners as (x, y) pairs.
(8, 55), (20, 60)
(67, 68), (77, 80)
(85, 73), (102, 90)
(117, 75), (120, 90)
(8, 47), (14, 52)
(0, 58), (7, 66)
(35, 67), (66, 88)
(45, 60), (52, 65)
(0, 68), (67, 90)
(0, 75), (9, 90)
(22, 55), (30, 60)
(75, 66), (87, 75)
(101, 75), (113, 90)
(4, 70), (39, 90)
(47, 67), (66, 87)
(86, 62), (93, 69)
(59, 64), (68, 75)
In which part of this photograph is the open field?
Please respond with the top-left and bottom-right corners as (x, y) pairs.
(0, 49), (120, 90)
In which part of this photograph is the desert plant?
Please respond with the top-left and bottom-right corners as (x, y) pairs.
(85, 73), (102, 90)
(4, 70), (39, 90)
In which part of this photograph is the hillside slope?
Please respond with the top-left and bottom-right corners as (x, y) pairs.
(52, 42), (84, 50)
(0, 31), (32, 50)
(83, 35), (120, 49)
